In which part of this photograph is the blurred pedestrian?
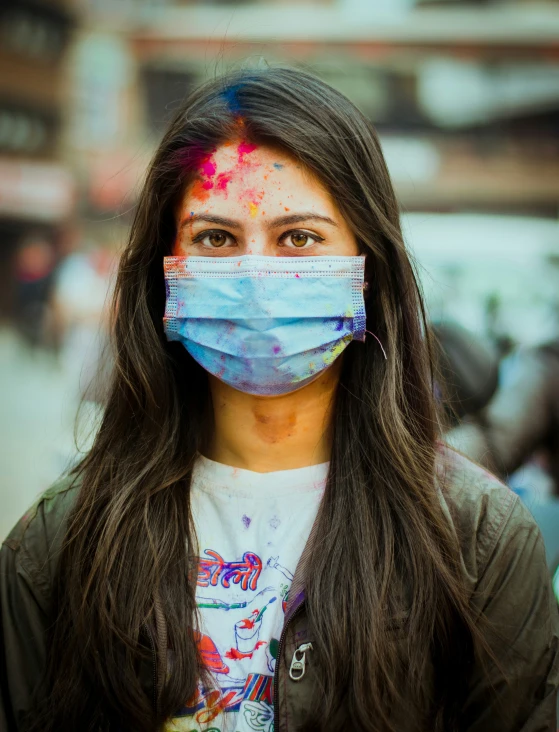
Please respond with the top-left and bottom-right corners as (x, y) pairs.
(51, 241), (115, 405)
(12, 232), (56, 349)
(1, 68), (557, 732)
(447, 339), (559, 496)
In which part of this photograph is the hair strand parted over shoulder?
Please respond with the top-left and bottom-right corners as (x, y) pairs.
(33, 66), (484, 732)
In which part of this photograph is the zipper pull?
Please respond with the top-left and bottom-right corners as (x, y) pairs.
(289, 642), (313, 682)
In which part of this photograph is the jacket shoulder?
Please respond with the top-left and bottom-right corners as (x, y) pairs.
(437, 444), (528, 586)
(1, 474), (81, 606)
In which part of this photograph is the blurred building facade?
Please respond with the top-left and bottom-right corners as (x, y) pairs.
(1, 1), (558, 345)
(0, 0), (76, 323)
(66, 0), (559, 349)
(2, 0), (559, 536)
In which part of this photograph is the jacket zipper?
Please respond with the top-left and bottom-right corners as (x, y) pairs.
(288, 642), (313, 682)
(144, 621), (159, 718)
(273, 603), (305, 732)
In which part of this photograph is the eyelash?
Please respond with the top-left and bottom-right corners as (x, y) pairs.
(190, 228), (325, 248)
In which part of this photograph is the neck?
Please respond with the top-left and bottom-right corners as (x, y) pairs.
(205, 364), (340, 473)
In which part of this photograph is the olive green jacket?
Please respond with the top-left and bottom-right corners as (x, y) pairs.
(1, 448), (558, 731)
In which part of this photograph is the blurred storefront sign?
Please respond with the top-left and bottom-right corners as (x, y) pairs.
(0, 159), (75, 222)
(129, 4), (559, 60)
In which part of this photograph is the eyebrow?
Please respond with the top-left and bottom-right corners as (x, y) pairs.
(180, 212), (338, 229)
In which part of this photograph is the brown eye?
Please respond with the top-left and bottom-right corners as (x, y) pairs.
(291, 233), (309, 248)
(279, 229), (324, 249)
(208, 232), (227, 247)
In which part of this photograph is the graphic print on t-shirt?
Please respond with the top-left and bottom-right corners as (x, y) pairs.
(172, 548), (290, 730)
(164, 456), (326, 732)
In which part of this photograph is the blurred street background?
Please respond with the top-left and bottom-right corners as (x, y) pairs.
(1, 0), (559, 596)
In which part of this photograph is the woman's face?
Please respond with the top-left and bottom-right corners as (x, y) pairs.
(174, 141), (359, 258)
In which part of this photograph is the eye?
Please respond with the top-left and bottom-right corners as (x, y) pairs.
(192, 229), (235, 249)
(280, 229), (325, 249)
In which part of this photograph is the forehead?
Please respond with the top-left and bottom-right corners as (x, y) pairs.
(178, 140), (337, 214)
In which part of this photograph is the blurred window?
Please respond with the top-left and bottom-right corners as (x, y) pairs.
(141, 66), (196, 134)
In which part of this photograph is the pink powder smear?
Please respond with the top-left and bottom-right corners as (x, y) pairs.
(216, 172), (232, 192)
(188, 141), (256, 204)
(238, 141), (258, 163)
(200, 158), (217, 177)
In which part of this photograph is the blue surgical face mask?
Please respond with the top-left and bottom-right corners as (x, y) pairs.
(163, 255), (367, 396)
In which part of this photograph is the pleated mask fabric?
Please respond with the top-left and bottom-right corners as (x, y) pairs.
(163, 255), (366, 396)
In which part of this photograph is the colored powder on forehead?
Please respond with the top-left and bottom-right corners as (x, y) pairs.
(273, 163), (284, 170)
(200, 157), (216, 177)
(172, 143), (213, 171)
(245, 187), (265, 203)
(249, 202), (259, 218)
(215, 172), (232, 192)
(190, 179), (211, 202)
(238, 141), (258, 163)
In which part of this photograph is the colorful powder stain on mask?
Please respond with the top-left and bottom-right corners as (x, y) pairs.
(322, 334), (352, 366)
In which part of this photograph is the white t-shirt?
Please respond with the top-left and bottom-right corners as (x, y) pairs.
(165, 455), (327, 732)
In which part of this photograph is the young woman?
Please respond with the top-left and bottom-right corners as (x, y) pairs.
(1, 67), (558, 732)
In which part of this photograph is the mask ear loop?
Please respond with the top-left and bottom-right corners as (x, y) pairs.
(365, 330), (388, 360)
(362, 281), (387, 360)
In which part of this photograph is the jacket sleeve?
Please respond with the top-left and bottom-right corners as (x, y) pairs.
(0, 539), (50, 731)
(0, 482), (70, 732)
(462, 495), (559, 731)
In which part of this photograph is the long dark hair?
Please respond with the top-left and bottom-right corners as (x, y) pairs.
(34, 67), (482, 731)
